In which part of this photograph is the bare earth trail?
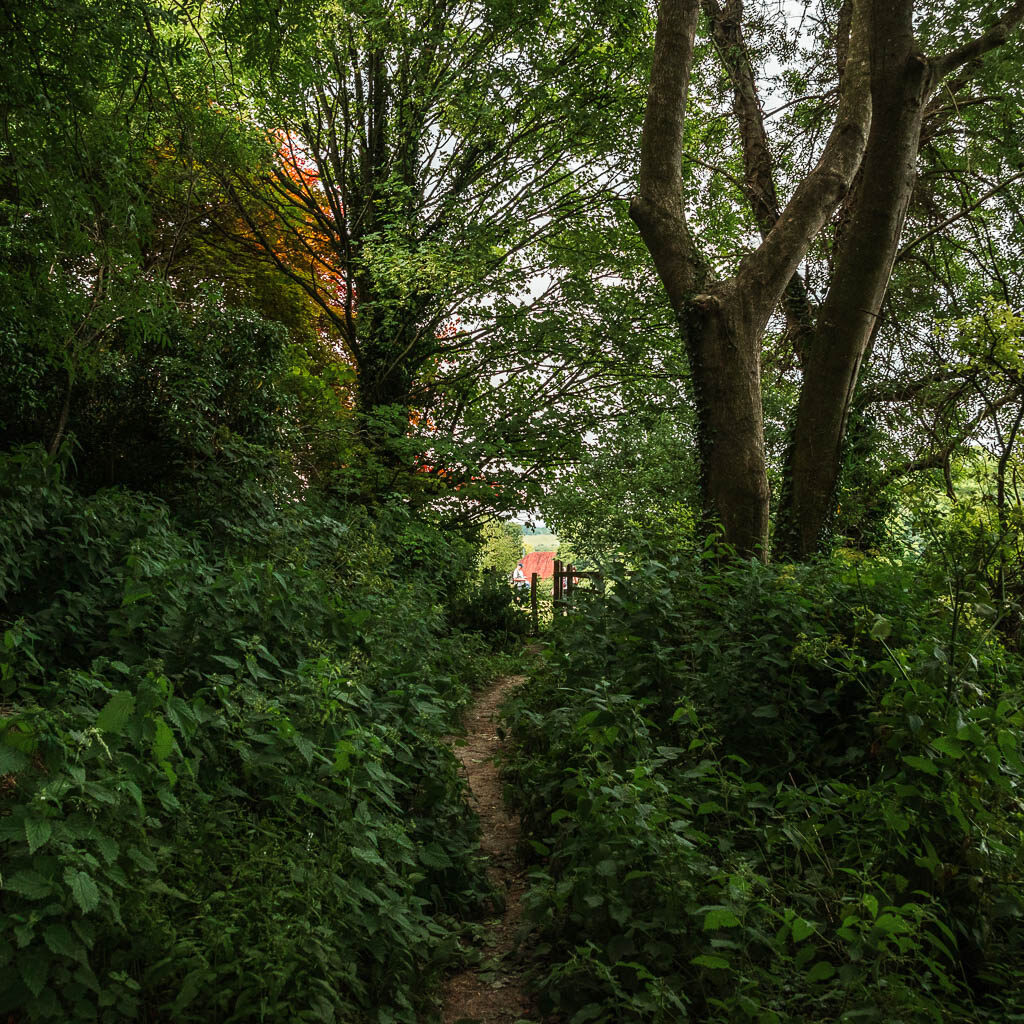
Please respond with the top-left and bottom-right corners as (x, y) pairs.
(439, 673), (538, 1024)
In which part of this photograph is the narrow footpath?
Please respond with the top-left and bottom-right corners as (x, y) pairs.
(440, 673), (536, 1024)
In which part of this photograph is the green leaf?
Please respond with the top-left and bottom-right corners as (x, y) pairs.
(873, 913), (910, 935)
(902, 754), (938, 775)
(24, 816), (52, 854)
(0, 743), (29, 773)
(351, 846), (387, 869)
(997, 730), (1022, 770)
(4, 870), (53, 901)
(930, 736), (963, 759)
(152, 717), (174, 762)
(127, 847), (157, 872)
(173, 968), (211, 1011)
(690, 954), (730, 970)
(19, 953), (49, 998)
(870, 616), (892, 640)
(703, 907), (740, 930)
(43, 924), (82, 960)
(791, 917), (815, 942)
(95, 834), (119, 864)
(292, 732), (315, 765)
(805, 961), (836, 982)
(69, 871), (100, 914)
(96, 692), (135, 735)
(569, 1005), (605, 1024)
(419, 843), (452, 869)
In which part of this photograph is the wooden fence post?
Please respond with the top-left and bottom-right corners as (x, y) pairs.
(554, 559), (562, 607)
(530, 573), (539, 635)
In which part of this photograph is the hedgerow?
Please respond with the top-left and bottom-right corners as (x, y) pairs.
(502, 543), (1024, 1023)
(0, 445), (493, 1023)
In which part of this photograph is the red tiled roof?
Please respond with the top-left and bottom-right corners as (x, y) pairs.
(521, 550), (555, 580)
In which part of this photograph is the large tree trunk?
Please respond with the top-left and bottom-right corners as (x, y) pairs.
(775, 0), (931, 558)
(686, 284), (771, 553)
(631, 0), (872, 557)
(774, 0), (1024, 559)
(633, 0), (1024, 560)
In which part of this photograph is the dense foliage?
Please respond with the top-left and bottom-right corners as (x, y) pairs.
(3, 0), (1024, 1020)
(0, 444), (510, 1022)
(503, 544), (1024, 1022)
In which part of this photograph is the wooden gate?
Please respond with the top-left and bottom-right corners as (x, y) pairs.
(525, 560), (606, 635)
(552, 559), (602, 609)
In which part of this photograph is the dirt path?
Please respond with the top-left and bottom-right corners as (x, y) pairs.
(439, 673), (537, 1024)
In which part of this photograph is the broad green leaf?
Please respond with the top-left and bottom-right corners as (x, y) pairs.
(703, 907), (740, 930)
(127, 847), (157, 872)
(419, 844), (452, 869)
(0, 743), (29, 773)
(569, 1005), (605, 1024)
(43, 924), (82, 960)
(95, 834), (119, 864)
(292, 732), (315, 765)
(998, 730), (1023, 771)
(805, 961), (836, 982)
(901, 754), (938, 775)
(869, 616), (892, 640)
(19, 953), (49, 998)
(69, 871), (100, 914)
(791, 917), (815, 942)
(24, 817), (52, 854)
(4, 870), (53, 901)
(930, 736), (963, 759)
(96, 692), (135, 735)
(690, 954), (730, 969)
(152, 717), (174, 762)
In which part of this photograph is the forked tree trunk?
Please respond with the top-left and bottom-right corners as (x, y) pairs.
(631, 0), (872, 557)
(634, 0), (1024, 560)
(773, 0), (1024, 557)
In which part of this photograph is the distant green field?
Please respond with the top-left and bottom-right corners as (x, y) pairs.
(523, 533), (558, 552)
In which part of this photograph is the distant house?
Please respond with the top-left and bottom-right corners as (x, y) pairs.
(521, 550), (555, 580)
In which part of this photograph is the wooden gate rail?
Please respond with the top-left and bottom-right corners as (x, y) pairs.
(552, 560), (602, 611)
(526, 561), (619, 635)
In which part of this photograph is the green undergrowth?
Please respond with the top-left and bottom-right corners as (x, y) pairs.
(0, 446), (504, 1023)
(501, 544), (1024, 1023)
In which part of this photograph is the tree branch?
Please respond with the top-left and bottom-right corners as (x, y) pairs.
(629, 0), (706, 308)
(736, 0), (872, 311)
(702, 0), (816, 358)
(933, 0), (1024, 79)
(895, 168), (1024, 261)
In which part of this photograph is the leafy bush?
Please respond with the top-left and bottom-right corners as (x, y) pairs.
(502, 544), (1024, 1023)
(450, 570), (530, 645)
(0, 446), (493, 1022)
